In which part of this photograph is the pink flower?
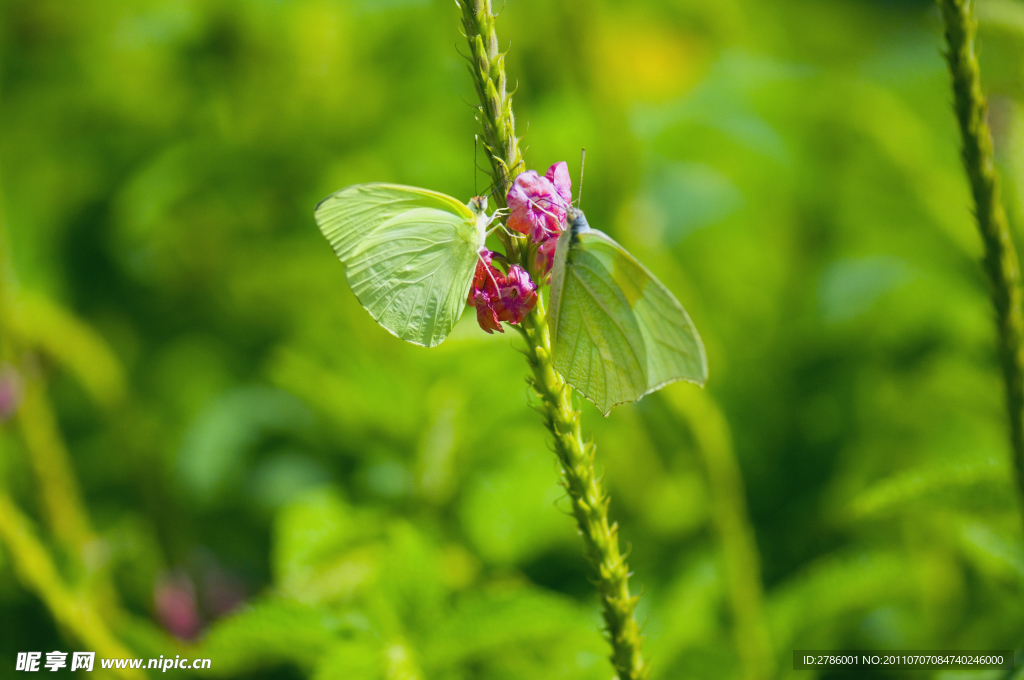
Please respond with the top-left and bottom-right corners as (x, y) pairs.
(546, 161), (573, 206)
(154, 571), (201, 640)
(468, 250), (495, 299)
(493, 265), (538, 324)
(467, 255), (538, 333)
(202, 564), (246, 619)
(507, 162), (572, 242)
(531, 236), (558, 280)
(468, 251), (506, 334)
(473, 289), (505, 334)
(0, 365), (22, 422)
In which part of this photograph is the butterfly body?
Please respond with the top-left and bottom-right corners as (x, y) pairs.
(548, 207), (708, 415)
(315, 183), (492, 348)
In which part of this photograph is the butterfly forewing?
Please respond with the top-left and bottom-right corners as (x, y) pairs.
(315, 184), (482, 347)
(549, 227), (708, 414)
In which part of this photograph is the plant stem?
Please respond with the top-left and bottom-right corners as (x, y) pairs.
(0, 173), (97, 564)
(457, 0), (524, 262)
(16, 359), (95, 558)
(0, 153), (124, 644)
(0, 491), (144, 680)
(457, 3), (647, 677)
(938, 0), (1024, 526)
(519, 298), (647, 679)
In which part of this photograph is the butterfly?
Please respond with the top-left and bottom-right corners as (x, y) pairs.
(314, 184), (494, 347)
(548, 206), (708, 415)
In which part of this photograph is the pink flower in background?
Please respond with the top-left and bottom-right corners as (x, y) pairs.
(154, 571), (201, 640)
(507, 162), (572, 242)
(0, 365), (22, 422)
(202, 563), (246, 619)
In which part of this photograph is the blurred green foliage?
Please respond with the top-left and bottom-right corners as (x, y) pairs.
(3, 0), (1024, 678)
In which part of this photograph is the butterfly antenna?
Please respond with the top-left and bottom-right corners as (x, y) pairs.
(488, 176), (512, 204)
(474, 134), (479, 196)
(577, 147), (586, 208)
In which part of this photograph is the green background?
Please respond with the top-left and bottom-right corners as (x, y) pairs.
(2, 0), (1024, 678)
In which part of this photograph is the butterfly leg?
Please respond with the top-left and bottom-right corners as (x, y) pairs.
(485, 209), (515, 239)
(486, 222), (516, 240)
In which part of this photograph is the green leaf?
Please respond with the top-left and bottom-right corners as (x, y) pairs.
(273, 487), (382, 603)
(846, 457), (1012, 520)
(177, 386), (317, 504)
(643, 552), (724, 669)
(457, 442), (576, 565)
(376, 520), (446, 631)
(953, 513), (1024, 583)
(767, 551), (920, 649)
(198, 597), (343, 674)
(312, 640), (383, 680)
(423, 585), (601, 666)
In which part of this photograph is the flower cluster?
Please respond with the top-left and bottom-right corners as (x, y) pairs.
(468, 161), (570, 333)
(468, 250), (538, 334)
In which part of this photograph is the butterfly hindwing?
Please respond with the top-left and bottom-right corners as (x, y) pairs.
(549, 224), (707, 414)
(315, 184), (482, 348)
(549, 228), (648, 409)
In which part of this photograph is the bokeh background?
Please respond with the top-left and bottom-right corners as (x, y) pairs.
(2, 0), (1024, 678)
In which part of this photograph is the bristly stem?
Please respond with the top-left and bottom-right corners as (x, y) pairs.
(456, 2), (648, 678)
(938, 0), (1024, 527)
(457, 0), (524, 263)
(519, 298), (647, 679)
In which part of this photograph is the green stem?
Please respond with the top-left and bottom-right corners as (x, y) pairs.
(457, 0), (525, 262)
(0, 491), (144, 680)
(0, 171), (98, 566)
(519, 298), (647, 679)
(663, 388), (773, 680)
(938, 0), (1024, 526)
(0, 136), (124, 644)
(16, 360), (96, 558)
(457, 5), (647, 676)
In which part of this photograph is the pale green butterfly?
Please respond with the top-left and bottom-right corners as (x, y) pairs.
(548, 207), (708, 415)
(314, 184), (496, 347)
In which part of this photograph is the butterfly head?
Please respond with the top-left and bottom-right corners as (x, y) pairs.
(566, 206), (590, 236)
(468, 195), (488, 216)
